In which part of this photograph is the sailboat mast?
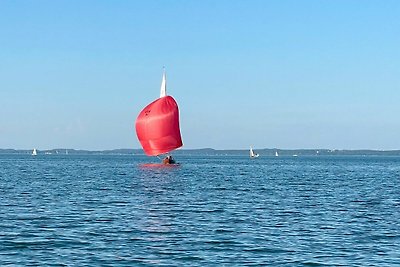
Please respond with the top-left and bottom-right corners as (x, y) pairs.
(160, 68), (166, 98)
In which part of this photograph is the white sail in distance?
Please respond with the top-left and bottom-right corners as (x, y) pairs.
(250, 146), (259, 158)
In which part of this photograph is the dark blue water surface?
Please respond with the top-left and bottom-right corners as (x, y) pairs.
(1, 154), (399, 266)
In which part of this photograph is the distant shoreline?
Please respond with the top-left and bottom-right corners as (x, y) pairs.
(1, 148), (400, 156)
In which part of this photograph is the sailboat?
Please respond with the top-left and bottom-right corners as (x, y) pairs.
(275, 151), (279, 157)
(135, 69), (183, 163)
(250, 146), (259, 158)
(32, 149), (37, 156)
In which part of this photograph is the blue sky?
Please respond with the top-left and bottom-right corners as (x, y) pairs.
(1, 0), (399, 150)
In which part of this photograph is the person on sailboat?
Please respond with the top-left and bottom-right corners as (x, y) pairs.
(162, 155), (176, 165)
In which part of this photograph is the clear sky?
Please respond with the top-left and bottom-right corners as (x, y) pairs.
(1, 0), (399, 150)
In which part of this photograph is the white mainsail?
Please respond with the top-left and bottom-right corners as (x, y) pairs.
(160, 68), (166, 98)
(32, 149), (37, 156)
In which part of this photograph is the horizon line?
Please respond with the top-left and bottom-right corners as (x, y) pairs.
(1, 148), (400, 152)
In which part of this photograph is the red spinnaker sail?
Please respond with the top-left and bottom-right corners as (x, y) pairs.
(135, 96), (183, 156)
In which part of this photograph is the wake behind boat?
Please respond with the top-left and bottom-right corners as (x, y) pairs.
(135, 69), (183, 165)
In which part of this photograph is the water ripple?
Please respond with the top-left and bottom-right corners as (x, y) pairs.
(1, 155), (400, 266)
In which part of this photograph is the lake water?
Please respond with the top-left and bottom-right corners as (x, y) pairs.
(0, 154), (399, 266)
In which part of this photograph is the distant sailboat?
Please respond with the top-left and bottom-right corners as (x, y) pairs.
(32, 149), (37, 156)
(250, 147), (259, 158)
(275, 151), (279, 157)
(135, 69), (183, 163)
